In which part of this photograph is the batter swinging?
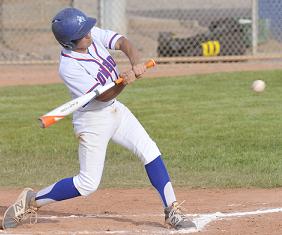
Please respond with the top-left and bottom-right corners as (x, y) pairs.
(2, 8), (196, 231)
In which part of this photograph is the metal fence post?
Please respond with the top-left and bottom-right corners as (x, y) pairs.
(252, 0), (258, 55)
(98, 0), (127, 35)
(0, 0), (3, 43)
(97, 0), (104, 28)
(70, 0), (74, 7)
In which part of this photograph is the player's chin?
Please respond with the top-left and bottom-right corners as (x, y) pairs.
(81, 40), (92, 49)
(88, 39), (93, 47)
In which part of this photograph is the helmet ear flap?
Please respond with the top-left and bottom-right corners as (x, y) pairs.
(61, 41), (76, 50)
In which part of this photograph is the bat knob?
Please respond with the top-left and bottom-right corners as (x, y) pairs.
(39, 116), (64, 128)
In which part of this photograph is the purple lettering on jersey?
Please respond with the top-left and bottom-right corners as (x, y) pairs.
(99, 66), (111, 79)
(106, 56), (116, 67)
(91, 42), (119, 79)
(97, 73), (106, 85)
(102, 60), (114, 73)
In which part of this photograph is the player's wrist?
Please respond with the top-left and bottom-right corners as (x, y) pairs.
(132, 63), (146, 78)
(120, 70), (136, 85)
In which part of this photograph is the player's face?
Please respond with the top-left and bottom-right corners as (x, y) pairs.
(74, 32), (93, 52)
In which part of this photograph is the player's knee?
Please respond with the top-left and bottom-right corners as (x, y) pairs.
(140, 141), (161, 165)
(73, 173), (101, 196)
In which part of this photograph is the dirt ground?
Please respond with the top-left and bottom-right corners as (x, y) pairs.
(1, 61), (282, 234)
(0, 60), (282, 87)
(1, 188), (282, 235)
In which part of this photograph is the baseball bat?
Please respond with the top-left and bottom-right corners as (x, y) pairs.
(39, 59), (156, 128)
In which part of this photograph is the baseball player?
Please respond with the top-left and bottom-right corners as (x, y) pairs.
(2, 8), (196, 231)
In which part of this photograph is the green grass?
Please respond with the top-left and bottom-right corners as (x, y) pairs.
(1, 70), (282, 188)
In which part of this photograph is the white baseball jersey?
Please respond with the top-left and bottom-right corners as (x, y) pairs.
(59, 27), (123, 111)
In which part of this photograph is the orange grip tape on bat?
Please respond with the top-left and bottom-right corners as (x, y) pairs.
(115, 59), (156, 84)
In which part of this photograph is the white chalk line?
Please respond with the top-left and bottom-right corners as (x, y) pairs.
(1, 207), (282, 234)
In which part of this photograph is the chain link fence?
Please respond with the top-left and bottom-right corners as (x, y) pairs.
(0, 0), (281, 63)
(0, 0), (73, 62)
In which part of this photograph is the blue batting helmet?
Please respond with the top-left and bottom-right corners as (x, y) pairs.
(52, 8), (96, 50)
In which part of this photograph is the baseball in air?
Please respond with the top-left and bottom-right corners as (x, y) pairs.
(251, 80), (266, 93)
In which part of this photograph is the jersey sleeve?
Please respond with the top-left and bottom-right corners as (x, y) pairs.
(91, 27), (123, 50)
(59, 59), (102, 98)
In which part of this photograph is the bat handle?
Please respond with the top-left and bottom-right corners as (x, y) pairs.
(115, 59), (156, 84)
(145, 58), (156, 69)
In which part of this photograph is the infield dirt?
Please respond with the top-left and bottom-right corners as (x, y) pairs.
(1, 187), (282, 234)
(1, 61), (282, 87)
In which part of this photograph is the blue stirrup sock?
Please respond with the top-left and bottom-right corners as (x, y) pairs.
(34, 158), (175, 208)
(35, 177), (81, 207)
(145, 156), (176, 207)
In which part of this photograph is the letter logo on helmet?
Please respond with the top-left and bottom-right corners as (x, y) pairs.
(52, 8), (96, 50)
(77, 15), (86, 25)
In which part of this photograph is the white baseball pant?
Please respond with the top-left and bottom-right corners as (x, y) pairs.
(72, 100), (161, 196)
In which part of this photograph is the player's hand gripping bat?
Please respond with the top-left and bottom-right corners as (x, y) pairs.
(39, 59), (156, 128)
